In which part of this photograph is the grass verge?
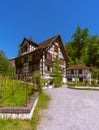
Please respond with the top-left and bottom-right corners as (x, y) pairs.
(30, 92), (51, 130)
(68, 86), (99, 91)
(0, 91), (51, 130)
(75, 88), (99, 91)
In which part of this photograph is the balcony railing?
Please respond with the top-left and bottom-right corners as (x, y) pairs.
(66, 73), (88, 78)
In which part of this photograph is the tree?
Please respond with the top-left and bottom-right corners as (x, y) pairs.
(91, 68), (99, 80)
(8, 66), (14, 78)
(87, 35), (99, 67)
(33, 70), (42, 91)
(0, 50), (14, 77)
(0, 50), (9, 75)
(65, 26), (89, 65)
(51, 55), (63, 87)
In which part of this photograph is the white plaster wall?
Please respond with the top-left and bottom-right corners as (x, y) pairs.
(63, 77), (67, 83)
(72, 78), (79, 82)
(29, 45), (36, 52)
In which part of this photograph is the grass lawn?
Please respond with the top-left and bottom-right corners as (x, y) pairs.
(0, 92), (51, 130)
(1, 79), (33, 106)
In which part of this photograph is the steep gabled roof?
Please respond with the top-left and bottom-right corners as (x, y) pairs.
(20, 37), (38, 47)
(38, 34), (59, 49)
(16, 34), (69, 62)
(66, 64), (92, 70)
(56, 35), (69, 62)
(37, 34), (69, 61)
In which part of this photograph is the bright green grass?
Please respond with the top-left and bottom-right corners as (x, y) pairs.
(30, 92), (51, 130)
(1, 79), (33, 106)
(75, 88), (99, 91)
(0, 92), (51, 130)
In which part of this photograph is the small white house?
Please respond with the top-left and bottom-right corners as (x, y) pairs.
(66, 64), (92, 82)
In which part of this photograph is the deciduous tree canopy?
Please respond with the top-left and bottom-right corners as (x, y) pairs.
(65, 26), (99, 68)
(0, 50), (14, 76)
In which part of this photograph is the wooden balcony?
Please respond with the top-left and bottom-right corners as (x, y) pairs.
(66, 74), (87, 78)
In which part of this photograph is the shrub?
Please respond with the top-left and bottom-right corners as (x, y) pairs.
(33, 70), (43, 91)
(66, 82), (75, 86)
(75, 81), (85, 86)
(91, 79), (97, 86)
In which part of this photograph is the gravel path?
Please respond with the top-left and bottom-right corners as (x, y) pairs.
(37, 86), (99, 130)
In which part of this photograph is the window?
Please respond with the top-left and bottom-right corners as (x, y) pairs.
(68, 78), (72, 81)
(71, 70), (74, 74)
(21, 45), (28, 53)
(24, 45), (28, 52)
(47, 66), (50, 71)
(54, 45), (58, 52)
(79, 70), (82, 74)
(45, 53), (52, 60)
(79, 78), (83, 81)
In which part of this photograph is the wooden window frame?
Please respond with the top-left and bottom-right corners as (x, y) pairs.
(45, 53), (52, 61)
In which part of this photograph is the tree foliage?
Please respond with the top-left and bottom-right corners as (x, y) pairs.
(87, 35), (99, 67)
(0, 50), (14, 77)
(0, 50), (9, 75)
(65, 26), (99, 68)
(51, 55), (63, 87)
(33, 70), (43, 91)
(91, 68), (99, 80)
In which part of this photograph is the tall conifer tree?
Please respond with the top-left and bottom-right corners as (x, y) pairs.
(52, 55), (63, 87)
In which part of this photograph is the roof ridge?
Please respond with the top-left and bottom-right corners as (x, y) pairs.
(38, 34), (60, 45)
(67, 64), (91, 70)
(24, 37), (38, 45)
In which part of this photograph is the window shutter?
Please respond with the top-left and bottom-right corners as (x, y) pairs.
(54, 45), (58, 52)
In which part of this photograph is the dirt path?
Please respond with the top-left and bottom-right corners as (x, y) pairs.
(37, 86), (99, 130)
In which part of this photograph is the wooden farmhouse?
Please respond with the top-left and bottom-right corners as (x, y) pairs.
(66, 64), (92, 82)
(14, 34), (69, 84)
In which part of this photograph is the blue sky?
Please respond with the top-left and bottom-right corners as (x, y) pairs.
(0, 0), (99, 58)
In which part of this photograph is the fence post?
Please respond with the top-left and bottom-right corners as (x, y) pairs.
(25, 63), (28, 107)
(12, 79), (14, 96)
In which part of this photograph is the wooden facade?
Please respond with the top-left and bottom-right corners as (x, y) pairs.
(15, 34), (69, 83)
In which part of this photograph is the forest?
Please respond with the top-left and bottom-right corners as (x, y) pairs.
(65, 26), (99, 68)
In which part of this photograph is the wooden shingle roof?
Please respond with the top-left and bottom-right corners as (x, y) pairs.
(17, 34), (69, 61)
(20, 37), (38, 47)
(37, 34), (69, 61)
(38, 34), (59, 49)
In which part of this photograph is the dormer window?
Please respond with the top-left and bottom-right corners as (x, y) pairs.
(24, 45), (28, 52)
(22, 44), (28, 53)
(20, 42), (29, 54)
